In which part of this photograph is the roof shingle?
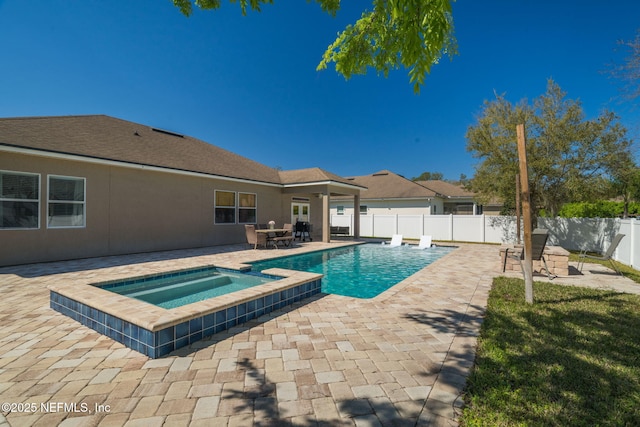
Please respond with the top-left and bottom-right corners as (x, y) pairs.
(278, 167), (364, 188)
(333, 170), (436, 200)
(0, 115), (285, 183)
(0, 115), (357, 187)
(415, 180), (475, 198)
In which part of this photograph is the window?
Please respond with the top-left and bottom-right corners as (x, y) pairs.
(1, 170), (40, 229)
(337, 206), (344, 215)
(359, 205), (368, 215)
(215, 190), (258, 224)
(215, 190), (236, 224)
(48, 175), (86, 228)
(238, 192), (257, 224)
(456, 203), (474, 215)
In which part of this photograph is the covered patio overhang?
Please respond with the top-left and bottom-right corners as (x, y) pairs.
(282, 180), (364, 242)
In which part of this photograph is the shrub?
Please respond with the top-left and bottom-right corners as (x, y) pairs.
(557, 201), (640, 218)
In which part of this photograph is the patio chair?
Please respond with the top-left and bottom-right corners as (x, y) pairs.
(245, 224), (271, 249)
(577, 233), (625, 276)
(502, 228), (556, 279)
(382, 234), (403, 248)
(411, 235), (433, 249)
(272, 223), (295, 248)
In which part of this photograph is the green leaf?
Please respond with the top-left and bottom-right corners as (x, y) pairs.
(174, 0), (458, 93)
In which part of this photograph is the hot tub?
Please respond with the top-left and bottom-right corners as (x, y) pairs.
(49, 265), (322, 358)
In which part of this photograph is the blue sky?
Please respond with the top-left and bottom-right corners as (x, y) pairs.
(1, 1), (639, 181)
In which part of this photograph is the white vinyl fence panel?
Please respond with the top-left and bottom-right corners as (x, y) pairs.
(331, 214), (640, 269)
(617, 220), (635, 267)
(360, 215), (374, 238)
(537, 217), (619, 251)
(372, 215), (397, 238)
(452, 215), (484, 242)
(424, 215), (453, 241)
(397, 215), (423, 239)
(484, 216), (519, 243)
(330, 215), (351, 228)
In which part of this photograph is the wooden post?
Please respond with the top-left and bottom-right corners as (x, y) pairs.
(517, 124), (534, 304)
(515, 174), (521, 245)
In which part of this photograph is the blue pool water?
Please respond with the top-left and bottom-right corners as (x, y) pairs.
(251, 243), (454, 299)
(102, 267), (275, 309)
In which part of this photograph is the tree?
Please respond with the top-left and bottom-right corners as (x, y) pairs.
(610, 163), (640, 218)
(609, 29), (640, 105)
(558, 201), (640, 218)
(411, 171), (444, 181)
(171, 0), (457, 93)
(466, 79), (632, 221)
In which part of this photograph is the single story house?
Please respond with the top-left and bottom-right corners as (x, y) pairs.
(330, 170), (497, 217)
(331, 170), (441, 216)
(328, 170), (503, 238)
(0, 115), (365, 267)
(414, 179), (502, 215)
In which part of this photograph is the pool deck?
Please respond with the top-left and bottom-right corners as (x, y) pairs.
(1, 242), (638, 427)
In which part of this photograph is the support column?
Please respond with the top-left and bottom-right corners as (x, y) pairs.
(353, 194), (360, 239)
(322, 194), (330, 243)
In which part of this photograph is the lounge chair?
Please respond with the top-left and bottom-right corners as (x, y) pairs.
(502, 228), (556, 279)
(382, 234), (403, 247)
(578, 233), (625, 275)
(245, 224), (271, 249)
(411, 235), (433, 249)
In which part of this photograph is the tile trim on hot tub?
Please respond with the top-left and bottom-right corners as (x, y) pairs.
(48, 267), (323, 358)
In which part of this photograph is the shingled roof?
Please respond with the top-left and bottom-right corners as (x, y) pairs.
(279, 167), (363, 188)
(333, 170), (437, 200)
(415, 180), (476, 198)
(0, 115), (357, 188)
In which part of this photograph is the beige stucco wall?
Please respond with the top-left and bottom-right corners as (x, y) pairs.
(0, 152), (285, 266)
(274, 194), (324, 241)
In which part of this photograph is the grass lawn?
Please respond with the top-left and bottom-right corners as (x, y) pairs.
(461, 277), (640, 426)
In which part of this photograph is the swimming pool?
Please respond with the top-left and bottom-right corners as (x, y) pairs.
(251, 243), (454, 298)
(101, 267), (275, 309)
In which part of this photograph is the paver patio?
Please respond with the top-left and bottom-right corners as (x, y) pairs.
(0, 242), (637, 426)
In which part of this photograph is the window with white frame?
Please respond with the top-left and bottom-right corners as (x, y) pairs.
(359, 205), (368, 215)
(48, 175), (86, 228)
(337, 206), (344, 215)
(238, 192), (257, 224)
(1, 170), (40, 229)
(215, 190), (236, 224)
(215, 190), (258, 224)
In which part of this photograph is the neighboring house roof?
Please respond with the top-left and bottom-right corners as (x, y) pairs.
(0, 115), (361, 190)
(415, 180), (476, 199)
(333, 170), (437, 200)
(416, 180), (503, 206)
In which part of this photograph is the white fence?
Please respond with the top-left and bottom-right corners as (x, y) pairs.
(331, 214), (640, 269)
